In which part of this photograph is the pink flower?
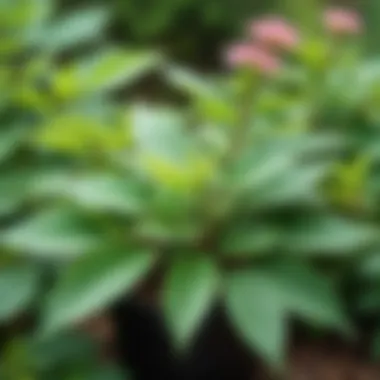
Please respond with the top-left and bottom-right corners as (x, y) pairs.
(224, 43), (280, 74)
(324, 8), (363, 35)
(249, 16), (300, 50)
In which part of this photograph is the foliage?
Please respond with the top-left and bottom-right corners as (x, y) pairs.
(2, 0), (380, 378)
(0, 332), (126, 380)
(0, 0), (156, 378)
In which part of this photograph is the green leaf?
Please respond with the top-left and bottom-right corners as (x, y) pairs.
(32, 111), (130, 153)
(135, 218), (202, 245)
(0, 127), (23, 164)
(165, 66), (220, 99)
(221, 223), (280, 257)
(225, 270), (287, 366)
(163, 255), (219, 348)
(42, 249), (154, 335)
(31, 331), (96, 371)
(39, 7), (110, 52)
(164, 67), (235, 123)
(231, 140), (332, 212)
(284, 216), (378, 255)
(231, 138), (296, 193)
(54, 48), (160, 99)
(226, 262), (348, 365)
(248, 164), (328, 208)
(0, 265), (40, 321)
(263, 260), (349, 331)
(358, 253), (380, 279)
(1, 208), (103, 258)
(0, 172), (33, 216)
(66, 175), (142, 214)
(34, 173), (143, 215)
(232, 134), (338, 208)
(131, 104), (189, 158)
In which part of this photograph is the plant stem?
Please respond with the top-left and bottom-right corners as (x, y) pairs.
(199, 71), (259, 246)
(226, 71), (259, 164)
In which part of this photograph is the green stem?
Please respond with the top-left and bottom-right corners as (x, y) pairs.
(199, 71), (260, 244)
(227, 71), (259, 163)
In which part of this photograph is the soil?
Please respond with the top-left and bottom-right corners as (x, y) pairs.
(282, 343), (380, 380)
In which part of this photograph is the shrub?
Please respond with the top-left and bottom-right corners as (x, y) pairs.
(2, 1), (380, 378)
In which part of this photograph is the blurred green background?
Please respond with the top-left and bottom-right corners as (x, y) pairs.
(60, 0), (378, 67)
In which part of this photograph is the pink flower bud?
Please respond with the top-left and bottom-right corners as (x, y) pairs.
(250, 16), (300, 50)
(224, 43), (280, 75)
(324, 8), (363, 35)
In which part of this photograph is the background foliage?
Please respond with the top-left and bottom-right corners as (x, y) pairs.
(60, 0), (377, 65)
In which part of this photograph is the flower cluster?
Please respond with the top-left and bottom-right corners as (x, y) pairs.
(224, 7), (362, 75)
(324, 8), (363, 36)
(224, 43), (281, 75)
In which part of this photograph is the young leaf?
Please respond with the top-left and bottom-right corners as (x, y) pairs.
(33, 111), (131, 154)
(0, 265), (40, 321)
(225, 270), (287, 367)
(163, 255), (219, 348)
(42, 249), (155, 335)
